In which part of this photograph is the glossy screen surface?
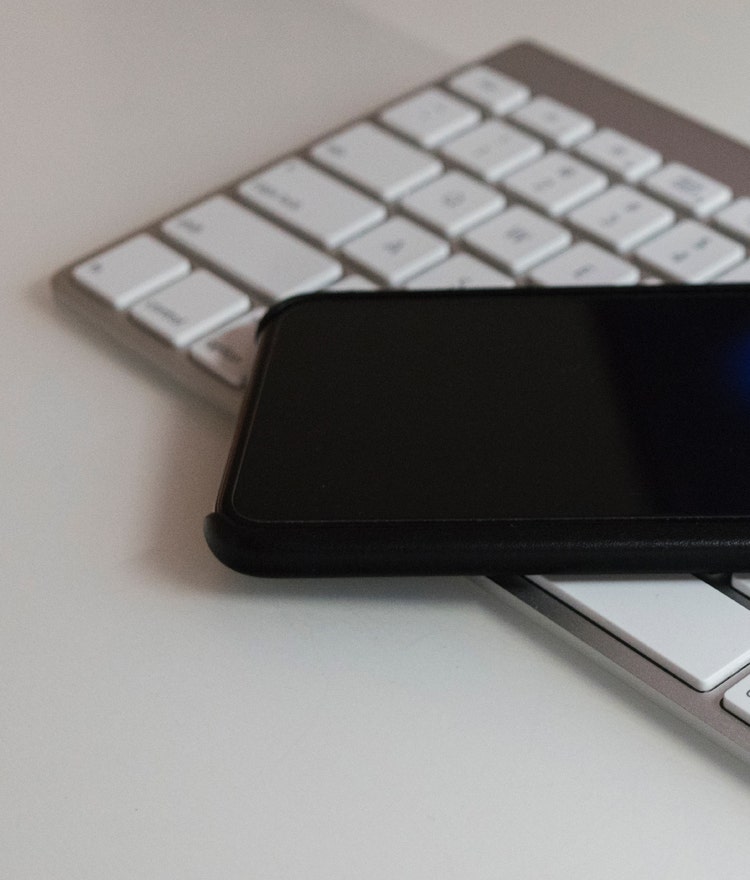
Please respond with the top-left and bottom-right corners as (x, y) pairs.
(231, 288), (750, 522)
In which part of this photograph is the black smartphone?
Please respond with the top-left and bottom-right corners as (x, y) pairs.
(205, 285), (750, 577)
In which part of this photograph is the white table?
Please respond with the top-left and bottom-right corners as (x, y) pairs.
(4, 2), (750, 876)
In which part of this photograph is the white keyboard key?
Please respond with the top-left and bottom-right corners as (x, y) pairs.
(380, 87), (481, 148)
(511, 95), (594, 147)
(448, 65), (530, 114)
(73, 234), (190, 310)
(406, 253), (514, 289)
(643, 162), (732, 217)
(715, 259), (750, 283)
(400, 170), (505, 237)
(190, 307), (265, 388)
(714, 197), (750, 243)
(310, 121), (442, 202)
(342, 216), (449, 286)
(529, 241), (639, 286)
(464, 204), (571, 275)
(326, 274), (379, 292)
(238, 158), (385, 248)
(530, 574), (750, 692)
(732, 574), (750, 599)
(503, 151), (608, 217)
(636, 220), (744, 282)
(162, 195), (341, 300)
(722, 672), (750, 726)
(575, 128), (662, 181)
(130, 270), (250, 347)
(568, 185), (675, 253)
(440, 119), (544, 182)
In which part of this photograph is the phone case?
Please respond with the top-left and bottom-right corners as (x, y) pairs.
(205, 288), (750, 578)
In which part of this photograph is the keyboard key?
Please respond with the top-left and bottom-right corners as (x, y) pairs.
(714, 197), (750, 243)
(73, 234), (190, 310)
(440, 119), (544, 182)
(643, 162), (732, 217)
(130, 270), (249, 347)
(448, 65), (530, 114)
(511, 95), (594, 147)
(575, 128), (662, 181)
(190, 307), (265, 387)
(722, 673), (750, 725)
(503, 151), (608, 217)
(731, 573), (750, 599)
(400, 170), (505, 237)
(162, 195), (341, 299)
(715, 259), (750, 283)
(464, 204), (571, 275)
(529, 241), (639, 286)
(310, 121), (442, 202)
(406, 253), (514, 289)
(327, 274), (379, 292)
(342, 216), (449, 285)
(380, 87), (481, 148)
(567, 185), (675, 253)
(238, 158), (386, 248)
(530, 574), (750, 691)
(636, 219), (744, 282)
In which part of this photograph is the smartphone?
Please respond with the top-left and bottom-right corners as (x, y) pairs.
(205, 285), (750, 577)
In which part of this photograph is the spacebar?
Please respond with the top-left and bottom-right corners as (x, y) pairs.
(529, 574), (750, 691)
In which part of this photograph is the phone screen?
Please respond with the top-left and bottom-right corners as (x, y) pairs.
(230, 287), (750, 523)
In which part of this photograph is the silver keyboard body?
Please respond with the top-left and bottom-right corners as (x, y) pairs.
(52, 41), (750, 761)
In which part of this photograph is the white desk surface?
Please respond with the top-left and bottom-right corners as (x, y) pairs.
(4, 2), (750, 877)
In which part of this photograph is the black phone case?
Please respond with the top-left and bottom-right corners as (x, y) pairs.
(205, 288), (750, 578)
(205, 510), (750, 577)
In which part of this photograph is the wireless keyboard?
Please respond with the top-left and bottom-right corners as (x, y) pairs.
(53, 41), (750, 761)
